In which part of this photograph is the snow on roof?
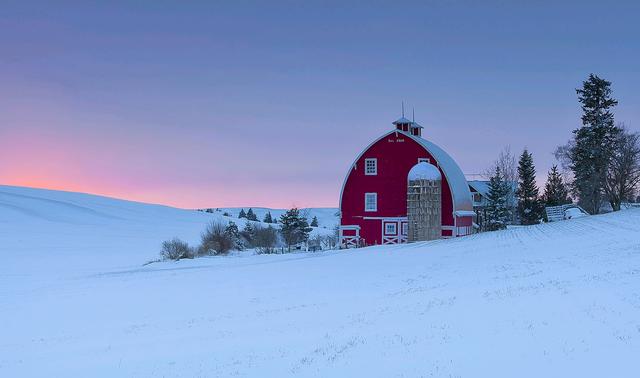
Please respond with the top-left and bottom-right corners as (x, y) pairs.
(392, 117), (412, 124)
(410, 133), (474, 212)
(468, 180), (517, 196)
(408, 162), (441, 181)
(410, 122), (424, 129)
(468, 180), (490, 195)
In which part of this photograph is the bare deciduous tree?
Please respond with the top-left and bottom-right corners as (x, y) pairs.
(484, 146), (518, 222)
(253, 224), (278, 253)
(605, 126), (640, 211)
(198, 221), (233, 255)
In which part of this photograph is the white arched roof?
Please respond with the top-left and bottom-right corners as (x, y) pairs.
(338, 129), (473, 214)
(409, 133), (473, 212)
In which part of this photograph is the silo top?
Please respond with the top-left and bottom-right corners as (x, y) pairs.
(408, 162), (441, 181)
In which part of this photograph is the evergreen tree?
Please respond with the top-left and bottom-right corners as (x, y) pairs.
(485, 166), (511, 231)
(570, 74), (620, 214)
(238, 209), (247, 218)
(246, 208), (258, 221)
(279, 208), (312, 251)
(310, 216), (319, 227)
(516, 149), (543, 225)
(241, 222), (255, 246)
(263, 211), (273, 223)
(543, 165), (571, 207)
(224, 221), (243, 250)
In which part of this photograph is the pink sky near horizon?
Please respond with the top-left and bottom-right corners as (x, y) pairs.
(1, 2), (639, 209)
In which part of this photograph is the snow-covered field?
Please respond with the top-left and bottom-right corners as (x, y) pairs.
(2, 185), (640, 377)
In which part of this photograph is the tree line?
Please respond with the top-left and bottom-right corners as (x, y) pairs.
(160, 208), (333, 260)
(483, 74), (640, 231)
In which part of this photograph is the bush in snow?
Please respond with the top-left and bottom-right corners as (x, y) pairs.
(160, 238), (194, 260)
(198, 221), (234, 256)
(253, 224), (278, 254)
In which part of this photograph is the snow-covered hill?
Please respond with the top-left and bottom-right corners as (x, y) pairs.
(215, 207), (339, 229)
(2, 185), (640, 377)
(0, 185), (330, 272)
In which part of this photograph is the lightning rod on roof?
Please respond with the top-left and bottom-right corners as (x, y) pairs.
(401, 101), (405, 118)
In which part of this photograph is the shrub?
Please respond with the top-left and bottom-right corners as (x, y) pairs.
(198, 221), (234, 256)
(160, 238), (194, 260)
(253, 224), (278, 253)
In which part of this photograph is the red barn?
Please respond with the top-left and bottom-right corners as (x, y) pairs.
(339, 116), (474, 247)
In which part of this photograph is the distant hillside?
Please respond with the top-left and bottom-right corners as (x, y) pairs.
(210, 207), (339, 228)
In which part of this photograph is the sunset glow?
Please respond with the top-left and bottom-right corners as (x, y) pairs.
(1, 2), (639, 208)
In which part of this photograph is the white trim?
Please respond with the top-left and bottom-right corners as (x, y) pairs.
(454, 210), (476, 217)
(379, 218), (407, 244)
(364, 158), (377, 175)
(382, 235), (407, 244)
(363, 216), (407, 221)
(384, 222), (397, 235)
(456, 225), (472, 236)
(364, 192), (377, 212)
(339, 225), (361, 248)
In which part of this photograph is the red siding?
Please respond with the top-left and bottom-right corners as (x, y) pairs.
(340, 131), (455, 245)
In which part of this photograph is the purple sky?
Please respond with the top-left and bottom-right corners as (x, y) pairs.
(1, 1), (639, 208)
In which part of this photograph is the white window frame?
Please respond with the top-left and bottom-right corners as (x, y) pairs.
(418, 158), (430, 164)
(401, 222), (408, 236)
(364, 158), (377, 175)
(385, 222), (397, 235)
(364, 192), (377, 212)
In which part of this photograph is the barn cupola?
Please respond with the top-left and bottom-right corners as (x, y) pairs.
(410, 121), (423, 137)
(393, 102), (412, 133)
(393, 105), (423, 137)
(393, 116), (412, 133)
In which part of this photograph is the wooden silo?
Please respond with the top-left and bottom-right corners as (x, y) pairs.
(407, 162), (442, 241)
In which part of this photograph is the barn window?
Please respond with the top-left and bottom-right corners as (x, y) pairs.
(364, 193), (377, 212)
(365, 158), (377, 175)
(385, 223), (397, 235)
(401, 222), (408, 235)
(418, 158), (430, 164)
